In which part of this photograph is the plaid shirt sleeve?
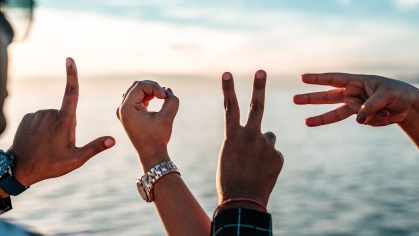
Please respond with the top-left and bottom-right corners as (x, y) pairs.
(211, 208), (273, 236)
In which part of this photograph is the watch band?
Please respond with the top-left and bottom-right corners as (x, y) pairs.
(0, 150), (29, 214)
(0, 196), (12, 215)
(136, 161), (180, 202)
(0, 173), (29, 196)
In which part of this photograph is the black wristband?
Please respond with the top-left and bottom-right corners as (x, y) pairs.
(0, 174), (29, 196)
(0, 196), (12, 214)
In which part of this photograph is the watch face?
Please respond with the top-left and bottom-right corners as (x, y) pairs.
(136, 180), (149, 202)
(0, 153), (9, 175)
(139, 188), (148, 202)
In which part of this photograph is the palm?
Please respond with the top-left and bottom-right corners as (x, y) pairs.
(342, 80), (371, 113)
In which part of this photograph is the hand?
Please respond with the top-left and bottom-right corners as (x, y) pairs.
(293, 73), (419, 127)
(118, 83), (210, 235)
(116, 81), (179, 171)
(6, 58), (115, 190)
(217, 70), (284, 211)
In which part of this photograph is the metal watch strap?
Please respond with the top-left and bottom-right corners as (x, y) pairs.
(0, 173), (29, 196)
(137, 161), (180, 202)
(145, 161), (180, 185)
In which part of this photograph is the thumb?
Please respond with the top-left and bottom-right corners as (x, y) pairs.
(356, 91), (391, 124)
(77, 136), (115, 162)
(159, 88), (179, 120)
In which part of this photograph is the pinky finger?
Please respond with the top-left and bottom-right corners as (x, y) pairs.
(305, 105), (355, 127)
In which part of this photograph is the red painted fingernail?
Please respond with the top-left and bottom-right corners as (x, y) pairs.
(356, 113), (366, 124)
(256, 70), (265, 79)
(222, 73), (232, 80)
(167, 88), (174, 95)
(381, 110), (389, 118)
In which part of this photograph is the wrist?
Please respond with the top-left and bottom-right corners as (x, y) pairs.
(0, 188), (9, 199)
(7, 150), (33, 187)
(138, 150), (171, 172)
(400, 88), (419, 128)
(218, 193), (268, 209)
(399, 107), (419, 131)
(214, 198), (268, 220)
(217, 200), (266, 213)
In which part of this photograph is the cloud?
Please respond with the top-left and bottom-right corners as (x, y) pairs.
(394, 0), (419, 9)
(8, 7), (419, 82)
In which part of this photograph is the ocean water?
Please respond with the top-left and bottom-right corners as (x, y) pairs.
(0, 77), (418, 236)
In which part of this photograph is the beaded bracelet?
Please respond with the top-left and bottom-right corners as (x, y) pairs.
(212, 198), (267, 220)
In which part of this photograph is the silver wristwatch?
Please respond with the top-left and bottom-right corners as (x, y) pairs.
(136, 161), (180, 203)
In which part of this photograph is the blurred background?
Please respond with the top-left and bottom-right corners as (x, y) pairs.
(1, 0), (419, 235)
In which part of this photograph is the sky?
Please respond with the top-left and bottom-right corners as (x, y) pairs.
(5, 0), (419, 83)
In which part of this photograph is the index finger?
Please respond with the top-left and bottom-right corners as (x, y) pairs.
(123, 80), (166, 111)
(245, 70), (266, 130)
(60, 57), (79, 118)
(293, 88), (344, 105)
(302, 73), (361, 88)
(222, 72), (240, 129)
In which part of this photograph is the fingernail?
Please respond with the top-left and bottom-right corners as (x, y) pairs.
(104, 138), (115, 148)
(167, 88), (174, 95)
(356, 113), (366, 124)
(256, 70), (265, 79)
(381, 110), (389, 118)
(161, 87), (167, 98)
(222, 73), (232, 80)
(66, 58), (71, 67)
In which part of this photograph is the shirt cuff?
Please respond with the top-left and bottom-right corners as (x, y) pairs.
(211, 208), (273, 236)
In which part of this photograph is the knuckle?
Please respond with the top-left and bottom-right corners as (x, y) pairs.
(142, 80), (157, 85)
(34, 109), (47, 117)
(137, 81), (146, 87)
(119, 106), (131, 121)
(120, 104), (129, 115)
(324, 93), (330, 104)
(224, 100), (237, 112)
(319, 116), (325, 126)
(265, 131), (276, 139)
(333, 110), (341, 122)
(65, 84), (78, 96)
(171, 96), (180, 104)
(45, 109), (57, 115)
(250, 101), (263, 114)
(91, 143), (102, 155)
(23, 112), (34, 120)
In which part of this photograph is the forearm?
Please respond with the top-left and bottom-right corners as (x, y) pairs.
(153, 173), (210, 236)
(399, 110), (419, 148)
